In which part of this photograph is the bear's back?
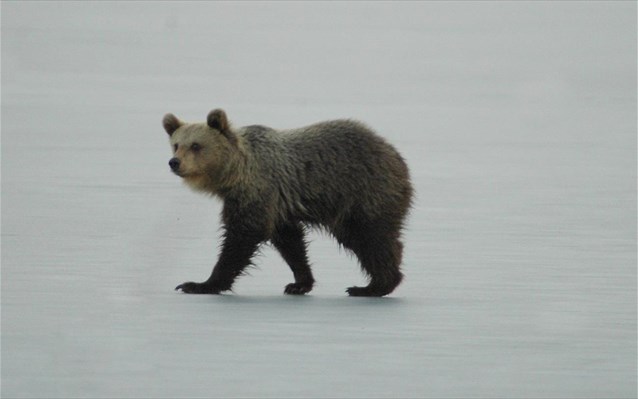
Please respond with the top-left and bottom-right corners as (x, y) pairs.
(238, 120), (411, 222)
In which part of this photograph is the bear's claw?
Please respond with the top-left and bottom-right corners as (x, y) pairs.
(346, 285), (390, 297)
(175, 281), (220, 294)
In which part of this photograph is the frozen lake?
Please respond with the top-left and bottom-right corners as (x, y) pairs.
(2, 2), (636, 398)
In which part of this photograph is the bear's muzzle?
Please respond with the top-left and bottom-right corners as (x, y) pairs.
(169, 157), (181, 174)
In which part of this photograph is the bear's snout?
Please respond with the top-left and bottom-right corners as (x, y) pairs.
(169, 157), (181, 172)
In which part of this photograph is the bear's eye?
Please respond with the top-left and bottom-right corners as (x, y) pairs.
(173, 144), (178, 152)
(191, 143), (202, 152)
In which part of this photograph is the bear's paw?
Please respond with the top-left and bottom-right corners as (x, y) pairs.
(175, 281), (221, 294)
(284, 282), (313, 295)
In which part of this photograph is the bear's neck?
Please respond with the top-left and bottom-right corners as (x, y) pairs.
(205, 138), (251, 198)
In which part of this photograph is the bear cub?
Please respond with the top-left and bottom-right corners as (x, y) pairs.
(164, 109), (413, 297)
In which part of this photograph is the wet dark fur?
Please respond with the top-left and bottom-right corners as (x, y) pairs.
(165, 110), (413, 297)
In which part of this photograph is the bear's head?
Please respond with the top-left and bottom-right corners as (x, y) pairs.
(163, 109), (241, 193)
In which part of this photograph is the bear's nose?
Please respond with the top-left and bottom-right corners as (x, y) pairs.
(169, 157), (180, 171)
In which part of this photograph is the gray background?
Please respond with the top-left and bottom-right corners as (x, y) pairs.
(2, 2), (636, 398)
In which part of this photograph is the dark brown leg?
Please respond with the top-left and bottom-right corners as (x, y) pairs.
(334, 216), (404, 297)
(271, 223), (315, 295)
(175, 228), (264, 294)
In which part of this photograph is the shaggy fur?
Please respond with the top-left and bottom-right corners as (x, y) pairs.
(164, 109), (413, 297)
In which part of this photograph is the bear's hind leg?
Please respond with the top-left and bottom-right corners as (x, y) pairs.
(335, 219), (404, 297)
(271, 223), (315, 295)
(346, 239), (404, 297)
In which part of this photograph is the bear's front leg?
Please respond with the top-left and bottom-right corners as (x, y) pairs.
(175, 228), (265, 294)
(271, 222), (315, 295)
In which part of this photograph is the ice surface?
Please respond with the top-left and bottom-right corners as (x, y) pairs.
(1, 2), (636, 398)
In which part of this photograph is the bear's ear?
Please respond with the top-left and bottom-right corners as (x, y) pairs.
(163, 113), (182, 136)
(207, 109), (229, 134)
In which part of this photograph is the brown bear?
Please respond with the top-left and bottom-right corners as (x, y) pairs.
(163, 109), (413, 296)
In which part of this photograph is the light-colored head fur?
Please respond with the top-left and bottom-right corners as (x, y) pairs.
(163, 109), (246, 195)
